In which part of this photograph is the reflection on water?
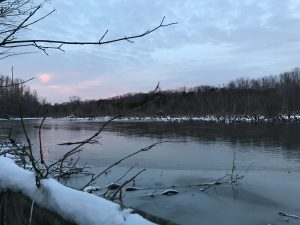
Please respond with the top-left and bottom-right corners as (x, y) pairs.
(104, 121), (300, 149)
(1, 119), (300, 171)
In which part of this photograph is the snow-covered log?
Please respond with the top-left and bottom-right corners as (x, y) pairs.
(0, 157), (156, 225)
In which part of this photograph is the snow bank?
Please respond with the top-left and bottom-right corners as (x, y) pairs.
(0, 157), (156, 225)
(63, 114), (300, 123)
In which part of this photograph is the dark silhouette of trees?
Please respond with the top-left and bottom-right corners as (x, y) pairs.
(0, 75), (44, 117)
(38, 69), (300, 118)
(2, 68), (300, 118)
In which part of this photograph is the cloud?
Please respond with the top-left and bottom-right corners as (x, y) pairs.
(29, 78), (105, 102)
(48, 79), (104, 94)
(38, 73), (52, 83)
(82, 79), (103, 87)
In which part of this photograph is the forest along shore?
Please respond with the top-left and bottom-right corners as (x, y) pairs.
(2, 69), (300, 119)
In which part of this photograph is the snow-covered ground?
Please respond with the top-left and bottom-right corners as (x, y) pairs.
(0, 157), (156, 225)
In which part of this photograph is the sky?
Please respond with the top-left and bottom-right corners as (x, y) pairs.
(1, 0), (300, 103)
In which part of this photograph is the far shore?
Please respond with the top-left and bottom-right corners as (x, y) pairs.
(1, 114), (300, 124)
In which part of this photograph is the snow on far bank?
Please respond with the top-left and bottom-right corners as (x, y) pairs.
(2, 114), (300, 124)
(0, 117), (43, 121)
(0, 157), (156, 225)
(63, 114), (300, 124)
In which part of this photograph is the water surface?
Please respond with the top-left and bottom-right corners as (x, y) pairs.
(1, 119), (300, 225)
(1, 119), (300, 172)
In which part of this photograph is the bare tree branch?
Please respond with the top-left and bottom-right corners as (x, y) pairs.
(0, 76), (34, 88)
(81, 141), (170, 190)
(56, 83), (160, 171)
(1, 4), (41, 44)
(20, 108), (43, 187)
(1, 11), (177, 55)
(109, 169), (146, 200)
(38, 116), (46, 165)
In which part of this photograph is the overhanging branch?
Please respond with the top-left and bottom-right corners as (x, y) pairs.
(1, 16), (178, 54)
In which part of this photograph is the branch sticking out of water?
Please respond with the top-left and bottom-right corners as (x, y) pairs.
(80, 141), (174, 190)
(199, 174), (229, 191)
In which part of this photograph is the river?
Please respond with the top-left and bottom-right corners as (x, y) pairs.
(1, 118), (300, 225)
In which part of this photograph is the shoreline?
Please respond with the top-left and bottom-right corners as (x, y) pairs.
(2, 114), (300, 124)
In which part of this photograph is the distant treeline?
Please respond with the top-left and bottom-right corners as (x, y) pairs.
(0, 76), (44, 117)
(1, 68), (300, 117)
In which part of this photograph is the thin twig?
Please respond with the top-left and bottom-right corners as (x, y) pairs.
(29, 199), (34, 225)
(114, 164), (137, 184)
(109, 169), (146, 200)
(199, 174), (230, 191)
(20, 108), (43, 187)
(0, 76), (34, 88)
(81, 141), (169, 190)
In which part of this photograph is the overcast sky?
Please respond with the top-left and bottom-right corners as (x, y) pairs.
(1, 0), (300, 103)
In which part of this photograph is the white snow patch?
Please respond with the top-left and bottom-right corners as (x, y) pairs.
(62, 114), (300, 123)
(0, 157), (156, 225)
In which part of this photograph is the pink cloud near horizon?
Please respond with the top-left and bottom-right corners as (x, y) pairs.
(39, 73), (52, 83)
